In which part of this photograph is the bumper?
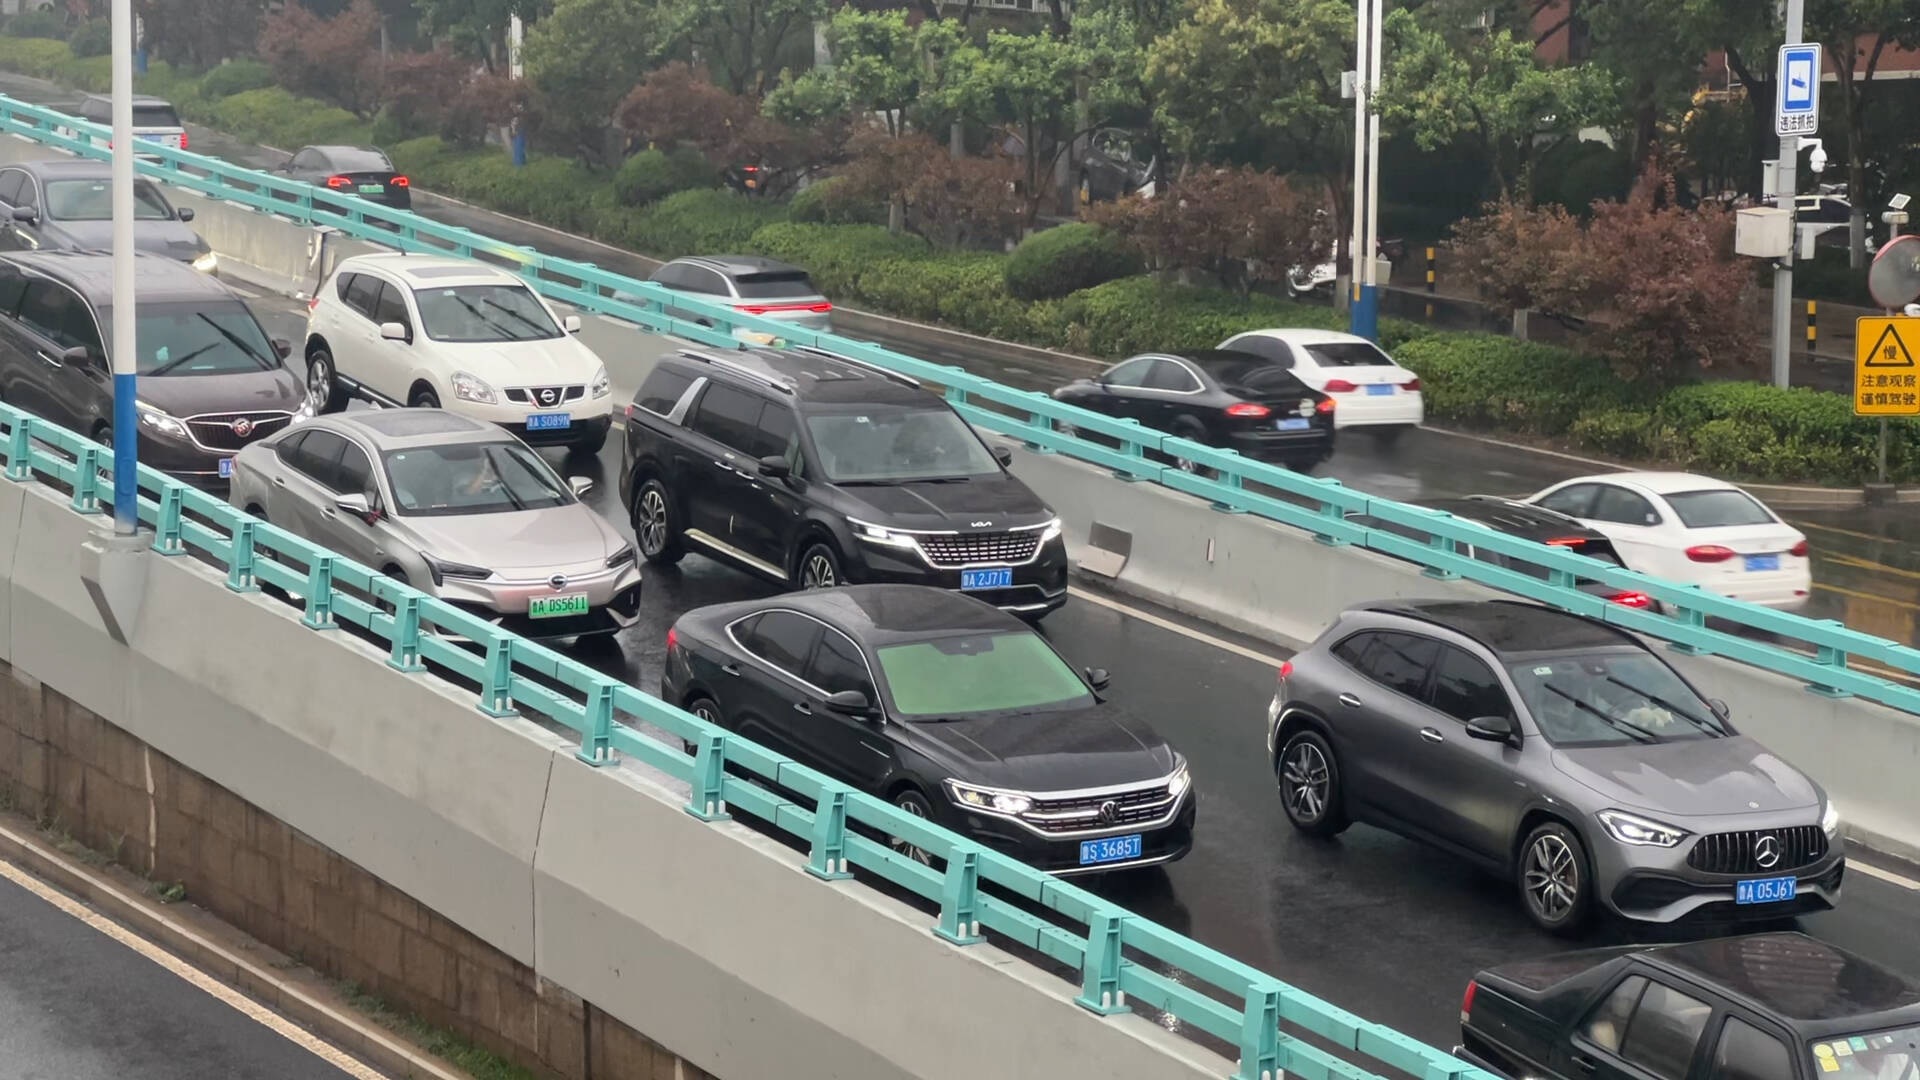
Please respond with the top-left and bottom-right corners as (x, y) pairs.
(136, 430), (243, 490)
(1702, 569), (1813, 611)
(1224, 427), (1335, 465)
(431, 566), (643, 639)
(493, 413), (614, 448)
(843, 536), (1070, 616)
(947, 793), (1197, 875)
(1328, 391), (1423, 429)
(1597, 837), (1844, 924)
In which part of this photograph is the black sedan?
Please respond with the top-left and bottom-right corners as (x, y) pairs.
(662, 584), (1195, 875)
(268, 145), (411, 211)
(1051, 349), (1335, 473)
(1459, 933), (1919, 1080)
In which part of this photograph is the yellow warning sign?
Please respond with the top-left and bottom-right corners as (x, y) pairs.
(1855, 316), (1920, 416)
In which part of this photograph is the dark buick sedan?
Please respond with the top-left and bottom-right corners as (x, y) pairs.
(663, 584), (1195, 874)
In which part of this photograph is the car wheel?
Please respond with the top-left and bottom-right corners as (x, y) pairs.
(1368, 425), (1407, 447)
(682, 696), (721, 756)
(409, 386), (440, 408)
(570, 424), (609, 457)
(1286, 266), (1318, 297)
(1519, 821), (1593, 936)
(306, 347), (347, 413)
(631, 479), (684, 566)
(890, 788), (937, 867)
(1170, 419), (1214, 478)
(1276, 730), (1348, 837)
(796, 541), (842, 590)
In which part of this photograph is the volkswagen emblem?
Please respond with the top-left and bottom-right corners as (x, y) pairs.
(1754, 834), (1782, 869)
(230, 417), (255, 438)
(539, 388), (557, 406)
(1097, 800), (1119, 824)
(548, 574), (568, 592)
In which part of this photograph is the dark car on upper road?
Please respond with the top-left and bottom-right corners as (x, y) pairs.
(621, 345), (1069, 618)
(0, 159), (215, 273)
(663, 584), (1195, 874)
(1050, 349), (1335, 473)
(0, 251), (306, 488)
(1459, 933), (1920, 1080)
(268, 145), (412, 211)
(1269, 599), (1842, 934)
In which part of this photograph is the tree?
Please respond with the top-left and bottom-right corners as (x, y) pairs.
(835, 129), (1026, 248)
(1809, 0), (1920, 265)
(257, 0), (385, 117)
(1583, 0), (1713, 173)
(413, 0), (547, 70)
(766, 9), (921, 134)
(1090, 167), (1329, 297)
(617, 64), (836, 196)
(522, 0), (664, 159)
(1681, 0), (1783, 198)
(136, 0), (262, 67)
(380, 49), (528, 148)
(954, 30), (1085, 225)
(660, 0), (830, 97)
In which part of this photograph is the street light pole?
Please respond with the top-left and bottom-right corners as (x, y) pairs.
(110, 0), (137, 535)
(1769, 0), (1805, 389)
(1349, 0), (1382, 341)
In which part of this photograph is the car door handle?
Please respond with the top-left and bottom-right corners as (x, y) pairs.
(1572, 1055), (1596, 1073)
(793, 702), (814, 716)
(272, 476), (288, 488)
(1419, 727), (1445, 744)
(1338, 692), (1363, 708)
(35, 350), (59, 367)
(720, 663), (742, 677)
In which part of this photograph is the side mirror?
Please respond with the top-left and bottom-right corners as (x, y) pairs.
(60, 345), (90, 366)
(567, 476), (594, 497)
(271, 337), (292, 361)
(1085, 667), (1111, 692)
(176, 207), (194, 222)
(11, 206), (35, 224)
(333, 492), (379, 523)
(1465, 715), (1517, 745)
(379, 321), (409, 342)
(563, 314), (583, 333)
(993, 445), (1014, 467)
(824, 689), (872, 716)
(756, 454), (791, 479)
(1708, 699), (1730, 719)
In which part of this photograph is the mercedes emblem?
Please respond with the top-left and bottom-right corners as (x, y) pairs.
(1097, 800), (1119, 824)
(1753, 834), (1782, 870)
(230, 417), (254, 438)
(548, 574), (568, 591)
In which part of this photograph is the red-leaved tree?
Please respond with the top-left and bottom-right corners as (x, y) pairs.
(1089, 167), (1329, 298)
(257, 0), (383, 117)
(832, 130), (1025, 249)
(614, 63), (837, 197)
(379, 49), (527, 148)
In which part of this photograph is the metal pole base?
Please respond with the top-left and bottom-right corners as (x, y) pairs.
(1350, 284), (1380, 341)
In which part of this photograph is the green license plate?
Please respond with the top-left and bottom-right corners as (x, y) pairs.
(358, 183), (384, 193)
(529, 593), (589, 619)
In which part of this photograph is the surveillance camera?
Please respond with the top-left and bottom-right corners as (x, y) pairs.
(1809, 146), (1828, 173)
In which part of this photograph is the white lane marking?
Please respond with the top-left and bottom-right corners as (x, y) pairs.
(0, 830), (460, 1079)
(1066, 585), (1290, 668)
(1848, 856), (1920, 893)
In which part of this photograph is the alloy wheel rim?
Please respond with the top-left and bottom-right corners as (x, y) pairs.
(803, 553), (835, 588)
(692, 702), (718, 724)
(891, 796), (932, 865)
(1524, 834), (1579, 921)
(308, 356), (331, 408)
(638, 489), (667, 554)
(1282, 742), (1329, 822)
(1177, 456), (1198, 473)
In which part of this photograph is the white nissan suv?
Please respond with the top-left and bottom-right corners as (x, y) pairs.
(302, 253), (613, 454)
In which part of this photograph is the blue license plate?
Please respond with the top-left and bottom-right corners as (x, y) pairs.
(1079, 834), (1143, 866)
(1744, 554), (1780, 572)
(1366, 383), (1394, 396)
(1276, 417), (1311, 431)
(137, 134), (161, 142)
(526, 413), (572, 431)
(960, 568), (1013, 591)
(217, 458), (233, 479)
(1736, 875), (1797, 904)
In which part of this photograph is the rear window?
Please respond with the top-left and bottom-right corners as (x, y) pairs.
(133, 104), (182, 128)
(327, 148), (393, 172)
(1664, 489), (1775, 528)
(733, 271), (817, 299)
(1197, 358), (1299, 393)
(1304, 342), (1395, 367)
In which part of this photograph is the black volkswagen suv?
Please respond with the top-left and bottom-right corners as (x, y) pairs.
(621, 346), (1069, 617)
(663, 585), (1194, 874)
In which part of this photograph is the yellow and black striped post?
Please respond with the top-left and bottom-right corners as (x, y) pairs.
(1806, 300), (1817, 359)
(1424, 246), (1436, 320)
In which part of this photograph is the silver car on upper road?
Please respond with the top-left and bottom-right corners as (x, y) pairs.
(228, 409), (643, 639)
(1268, 599), (1843, 934)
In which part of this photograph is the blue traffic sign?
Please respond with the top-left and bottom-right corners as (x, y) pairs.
(1777, 43), (1821, 136)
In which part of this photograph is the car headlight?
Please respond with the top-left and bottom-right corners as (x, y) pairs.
(606, 543), (635, 568)
(590, 365), (610, 399)
(1167, 758), (1191, 799)
(292, 397), (316, 422)
(423, 554), (491, 584)
(191, 250), (218, 274)
(134, 400), (190, 440)
(1821, 800), (1841, 836)
(945, 779), (1032, 816)
(849, 517), (917, 550)
(450, 371), (496, 405)
(1596, 809), (1688, 848)
(1039, 516), (1063, 544)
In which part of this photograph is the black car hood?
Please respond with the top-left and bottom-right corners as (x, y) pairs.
(841, 471), (1052, 532)
(50, 219), (207, 260)
(136, 366), (305, 417)
(903, 701), (1176, 792)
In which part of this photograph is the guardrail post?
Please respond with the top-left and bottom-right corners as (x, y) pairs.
(151, 486), (185, 554)
(685, 733), (731, 821)
(6, 417), (32, 481)
(1074, 910), (1130, 1015)
(1313, 485), (1352, 546)
(1026, 410), (1060, 454)
(387, 593), (426, 672)
(1665, 595), (1709, 655)
(478, 634), (516, 717)
(1422, 534), (1460, 579)
(1113, 420), (1145, 482)
(576, 680), (617, 764)
(226, 522), (260, 592)
(70, 446), (102, 513)
(1209, 468), (1250, 514)
(805, 788), (854, 880)
(301, 556), (337, 629)
(934, 850), (983, 945)
(1233, 983), (1285, 1080)
(1806, 622), (1854, 698)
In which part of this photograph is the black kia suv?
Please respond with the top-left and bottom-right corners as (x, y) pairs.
(620, 346), (1069, 617)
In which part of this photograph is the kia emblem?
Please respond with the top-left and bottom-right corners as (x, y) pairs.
(1097, 800), (1119, 824)
(230, 417), (254, 438)
(970, 520), (993, 528)
(1754, 834), (1781, 869)
(548, 574), (568, 591)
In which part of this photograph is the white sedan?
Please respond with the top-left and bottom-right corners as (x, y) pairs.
(1526, 472), (1811, 611)
(1216, 328), (1423, 441)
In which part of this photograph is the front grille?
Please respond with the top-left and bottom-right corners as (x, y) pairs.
(505, 385), (585, 406)
(185, 411), (292, 453)
(916, 530), (1043, 568)
(1685, 825), (1828, 875)
(1023, 782), (1177, 835)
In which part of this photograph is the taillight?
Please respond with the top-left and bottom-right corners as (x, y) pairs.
(624, 403), (635, 420)
(392, 175), (409, 187)
(666, 627), (677, 652)
(1316, 399), (1336, 413)
(1790, 539), (1809, 557)
(178, 131), (187, 150)
(1544, 537), (1586, 547)
(734, 301), (833, 315)
(1686, 545), (1737, 563)
(1461, 980), (1478, 1022)
(1278, 660), (1293, 681)
(1400, 378), (1421, 391)
(307, 296), (320, 311)
(1225, 402), (1270, 418)
(1323, 379), (1358, 393)
(325, 175), (351, 188)
(1610, 592), (1653, 608)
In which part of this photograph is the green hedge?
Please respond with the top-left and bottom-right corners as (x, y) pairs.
(612, 147), (713, 207)
(201, 87), (368, 148)
(67, 21), (109, 58)
(198, 58), (274, 100)
(2, 10), (67, 39)
(1003, 223), (1140, 301)
(1037, 277), (1426, 357)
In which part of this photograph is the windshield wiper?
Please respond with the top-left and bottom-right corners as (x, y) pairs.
(1602, 676), (1728, 736)
(1539, 683), (1660, 744)
(481, 297), (553, 339)
(146, 342), (221, 376)
(195, 313), (273, 370)
(836, 478), (910, 486)
(451, 296), (518, 339)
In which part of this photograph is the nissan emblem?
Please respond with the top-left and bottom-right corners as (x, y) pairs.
(1753, 835), (1781, 869)
(230, 417), (255, 438)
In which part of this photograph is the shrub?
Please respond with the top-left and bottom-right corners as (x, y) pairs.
(745, 222), (932, 296)
(1003, 223), (1141, 301)
(199, 57), (273, 99)
(1032, 276), (1424, 358)
(1393, 334), (1646, 434)
(201, 86), (370, 147)
(603, 189), (789, 261)
(613, 147), (714, 207)
(0, 35), (75, 76)
(4, 8), (68, 39)
(787, 177), (884, 226)
(67, 20), (108, 58)
(615, 63), (834, 197)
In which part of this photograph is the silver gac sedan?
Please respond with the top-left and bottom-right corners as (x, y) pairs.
(1268, 599), (1843, 934)
(228, 409), (642, 639)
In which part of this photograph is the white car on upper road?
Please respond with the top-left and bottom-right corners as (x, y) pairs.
(302, 253), (613, 455)
(1526, 471), (1812, 611)
(1216, 328), (1423, 442)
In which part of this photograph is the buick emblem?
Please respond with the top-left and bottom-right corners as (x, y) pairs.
(1097, 800), (1119, 824)
(230, 417), (255, 438)
(539, 388), (557, 405)
(1754, 835), (1781, 869)
(548, 574), (568, 591)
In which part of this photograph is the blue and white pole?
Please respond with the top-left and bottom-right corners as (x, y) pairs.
(1348, 0), (1383, 342)
(110, 0), (138, 535)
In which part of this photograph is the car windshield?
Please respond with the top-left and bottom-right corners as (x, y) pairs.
(45, 179), (174, 221)
(1304, 342), (1395, 367)
(875, 631), (1092, 719)
(381, 441), (571, 516)
(412, 284), (561, 343)
(1665, 489), (1775, 528)
(110, 302), (278, 376)
(1811, 1027), (1920, 1080)
(805, 406), (1002, 483)
(1507, 652), (1728, 747)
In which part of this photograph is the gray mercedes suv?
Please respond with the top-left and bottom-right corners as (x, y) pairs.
(1268, 600), (1843, 934)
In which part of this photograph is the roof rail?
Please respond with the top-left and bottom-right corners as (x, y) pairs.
(674, 348), (796, 395)
(790, 345), (922, 388)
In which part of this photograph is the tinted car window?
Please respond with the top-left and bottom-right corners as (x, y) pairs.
(337, 441), (375, 498)
(335, 271), (358, 302)
(1199, 357), (1302, 394)
(875, 631), (1091, 718)
(685, 267), (731, 295)
(734, 271), (818, 299)
(343, 273), (382, 318)
(650, 264), (694, 289)
(1103, 358), (1154, 387)
(327, 148), (393, 171)
(0, 170), (24, 205)
(290, 149), (324, 170)
(742, 611), (820, 676)
(293, 430), (349, 490)
(635, 367), (696, 417)
(1713, 1018), (1793, 1080)
(372, 282), (411, 332)
(1303, 342), (1395, 367)
(1428, 647), (1510, 723)
(1591, 485), (1662, 526)
(805, 406), (1000, 482)
(807, 629), (873, 698)
(1220, 335), (1295, 366)
(1582, 975), (1647, 1053)
(1141, 359), (1200, 391)
(13, 178), (37, 210)
(1355, 632), (1437, 699)
(689, 383), (765, 453)
(132, 103), (181, 127)
(1665, 489), (1774, 528)
(275, 430), (309, 465)
(17, 281), (90, 350)
(1620, 982), (1712, 1080)
(0, 264), (27, 316)
(1508, 653), (1724, 747)
(1536, 483), (1601, 518)
(1331, 631), (1376, 668)
(753, 403), (801, 472)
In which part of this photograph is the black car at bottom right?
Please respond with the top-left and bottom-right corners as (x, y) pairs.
(1460, 933), (1920, 1080)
